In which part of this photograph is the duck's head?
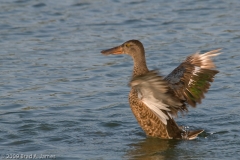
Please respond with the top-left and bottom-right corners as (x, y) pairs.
(101, 40), (145, 57)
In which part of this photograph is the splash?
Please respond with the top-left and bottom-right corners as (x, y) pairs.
(181, 126), (190, 140)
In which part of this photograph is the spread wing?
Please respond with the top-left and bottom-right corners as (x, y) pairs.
(164, 49), (221, 107)
(129, 70), (187, 125)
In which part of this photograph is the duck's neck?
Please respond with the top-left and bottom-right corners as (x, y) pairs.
(132, 50), (149, 77)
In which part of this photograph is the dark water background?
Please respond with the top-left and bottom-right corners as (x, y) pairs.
(0, 0), (240, 159)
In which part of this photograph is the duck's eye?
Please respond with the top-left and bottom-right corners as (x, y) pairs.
(126, 43), (131, 47)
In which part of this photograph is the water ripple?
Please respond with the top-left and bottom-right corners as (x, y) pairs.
(0, 0), (240, 159)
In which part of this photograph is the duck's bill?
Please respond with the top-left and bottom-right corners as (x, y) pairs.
(101, 46), (123, 55)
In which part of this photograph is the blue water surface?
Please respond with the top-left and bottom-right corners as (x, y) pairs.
(0, 0), (240, 159)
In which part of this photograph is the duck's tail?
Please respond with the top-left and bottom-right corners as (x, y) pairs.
(181, 129), (204, 140)
(188, 129), (204, 140)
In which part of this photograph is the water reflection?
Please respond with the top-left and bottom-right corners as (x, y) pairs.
(126, 138), (179, 160)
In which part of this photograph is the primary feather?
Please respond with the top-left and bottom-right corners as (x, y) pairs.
(164, 49), (221, 107)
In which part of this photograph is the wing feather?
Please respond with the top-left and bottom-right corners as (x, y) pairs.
(164, 49), (221, 107)
(129, 70), (185, 125)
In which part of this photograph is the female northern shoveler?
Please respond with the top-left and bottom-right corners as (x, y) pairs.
(101, 40), (221, 140)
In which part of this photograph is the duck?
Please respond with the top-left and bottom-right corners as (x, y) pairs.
(101, 40), (221, 140)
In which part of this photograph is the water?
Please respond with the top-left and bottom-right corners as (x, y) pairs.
(0, 0), (240, 159)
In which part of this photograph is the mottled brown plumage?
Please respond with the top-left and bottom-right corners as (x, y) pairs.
(101, 40), (220, 139)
